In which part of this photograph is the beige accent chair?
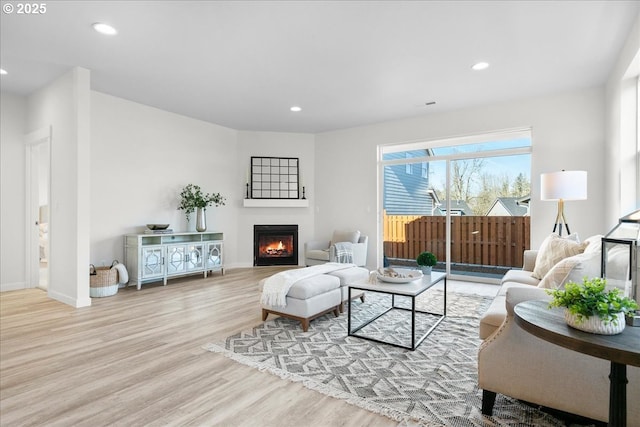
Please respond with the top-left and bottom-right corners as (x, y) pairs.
(479, 286), (639, 424)
(304, 230), (368, 267)
(478, 234), (639, 424)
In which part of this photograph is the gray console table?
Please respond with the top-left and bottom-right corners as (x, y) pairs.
(124, 231), (223, 289)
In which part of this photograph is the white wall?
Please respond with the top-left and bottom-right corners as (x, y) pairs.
(605, 13), (640, 228)
(0, 93), (27, 291)
(236, 131), (315, 267)
(26, 67), (92, 307)
(4, 30), (637, 298)
(315, 87), (606, 267)
(0, 84), (613, 299)
(90, 93), (315, 270)
(90, 91), (239, 266)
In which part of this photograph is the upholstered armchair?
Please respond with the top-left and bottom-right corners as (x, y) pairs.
(478, 286), (640, 424)
(304, 230), (368, 267)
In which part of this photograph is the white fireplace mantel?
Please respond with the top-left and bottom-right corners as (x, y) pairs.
(243, 199), (309, 208)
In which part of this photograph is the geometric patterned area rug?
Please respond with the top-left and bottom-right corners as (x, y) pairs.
(204, 291), (593, 427)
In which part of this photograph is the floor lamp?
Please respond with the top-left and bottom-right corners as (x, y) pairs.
(540, 170), (587, 236)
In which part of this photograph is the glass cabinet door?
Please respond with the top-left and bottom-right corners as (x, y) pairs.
(166, 244), (186, 275)
(186, 244), (204, 271)
(206, 241), (223, 270)
(141, 245), (164, 279)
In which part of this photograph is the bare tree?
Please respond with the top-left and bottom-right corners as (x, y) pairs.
(450, 158), (485, 201)
(512, 172), (530, 197)
(432, 158), (530, 215)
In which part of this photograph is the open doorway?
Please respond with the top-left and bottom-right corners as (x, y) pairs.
(26, 127), (51, 291)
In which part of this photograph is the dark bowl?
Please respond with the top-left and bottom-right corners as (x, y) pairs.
(147, 224), (170, 230)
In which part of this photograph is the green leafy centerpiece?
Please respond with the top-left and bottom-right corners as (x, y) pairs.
(547, 277), (638, 335)
(416, 251), (437, 274)
(177, 184), (226, 231)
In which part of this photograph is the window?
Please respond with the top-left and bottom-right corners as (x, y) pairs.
(380, 129), (532, 281)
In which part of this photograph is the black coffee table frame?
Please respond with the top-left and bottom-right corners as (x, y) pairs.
(347, 272), (446, 350)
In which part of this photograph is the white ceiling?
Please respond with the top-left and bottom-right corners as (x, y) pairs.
(1, 1), (639, 133)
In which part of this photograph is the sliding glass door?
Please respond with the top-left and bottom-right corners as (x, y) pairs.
(380, 130), (532, 281)
(382, 153), (446, 271)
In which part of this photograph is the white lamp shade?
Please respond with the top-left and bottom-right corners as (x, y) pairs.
(540, 170), (587, 201)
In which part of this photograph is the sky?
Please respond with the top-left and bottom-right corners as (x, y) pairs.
(426, 138), (531, 193)
(428, 154), (531, 194)
(382, 137), (532, 194)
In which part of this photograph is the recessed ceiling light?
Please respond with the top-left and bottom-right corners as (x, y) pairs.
(92, 23), (118, 35)
(472, 62), (490, 71)
(290, 106), (302, 112)
(0, 69), (7, 75)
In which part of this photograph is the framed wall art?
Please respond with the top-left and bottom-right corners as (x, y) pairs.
(250, 156), (300, 199)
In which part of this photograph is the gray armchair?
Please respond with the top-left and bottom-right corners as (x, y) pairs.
(304, 230), (368, 267)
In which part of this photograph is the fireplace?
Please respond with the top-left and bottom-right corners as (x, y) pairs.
(254, 225), (299, 266)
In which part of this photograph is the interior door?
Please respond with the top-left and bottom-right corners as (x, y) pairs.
(25, 127), (51, 290)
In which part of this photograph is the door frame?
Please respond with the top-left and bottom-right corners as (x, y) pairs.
(24, 126), (52, 289)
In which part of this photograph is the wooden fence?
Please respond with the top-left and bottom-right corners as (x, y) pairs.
(383, 214), (530, 268)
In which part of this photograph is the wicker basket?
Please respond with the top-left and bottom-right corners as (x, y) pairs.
(89, 264), (119, 297)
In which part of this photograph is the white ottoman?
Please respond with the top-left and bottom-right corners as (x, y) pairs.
(259, 274), (341, 332)
(327, 266), (370, 312)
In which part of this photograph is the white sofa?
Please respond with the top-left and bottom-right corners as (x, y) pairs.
(304, 230), (368, 267)
(478, 234), (639, 424)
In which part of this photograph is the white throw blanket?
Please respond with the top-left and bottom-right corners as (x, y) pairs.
(260, 262), (356, 308)
(333, 242), (354, 264)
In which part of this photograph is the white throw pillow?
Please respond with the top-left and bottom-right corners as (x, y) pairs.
(537, 251), (601, 289)
(583, 234), (604, 254)
(331, 230), (361, 245)
(531, 233), (588, 280)
(563, 232), (581, 243)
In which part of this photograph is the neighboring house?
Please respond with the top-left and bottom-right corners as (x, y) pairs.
(486, 196), (530, 216)
(437, 200), (474, 216)
(516, 196), (531, 216)
(428, 189), (443, 216)
(383, 149), (436, 215)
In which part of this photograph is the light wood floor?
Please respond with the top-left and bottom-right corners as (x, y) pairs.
(0, 267), (398, 427)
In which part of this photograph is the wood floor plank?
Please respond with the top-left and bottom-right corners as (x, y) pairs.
(0, 267), (396, 427)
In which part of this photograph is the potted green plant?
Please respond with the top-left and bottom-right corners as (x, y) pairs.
(416, 251), (437, 274)
(547, 277), (637, 335)
(177, 184), (226, 231)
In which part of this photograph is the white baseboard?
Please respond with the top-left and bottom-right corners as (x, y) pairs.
(224, 262), (305, 270)
(0, 281), (28, 292)
(48, 289), (92, 308)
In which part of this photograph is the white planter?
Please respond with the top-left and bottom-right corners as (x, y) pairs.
(564, 311), (626, 335)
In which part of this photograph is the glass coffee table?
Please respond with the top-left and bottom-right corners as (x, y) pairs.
(347, 271), (446, 350)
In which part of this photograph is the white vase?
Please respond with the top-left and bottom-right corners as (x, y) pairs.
(564, 311), (625, 335)
(195, 208), (207, 232)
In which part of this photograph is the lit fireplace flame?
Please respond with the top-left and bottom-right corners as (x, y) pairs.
(265, 241), (286, 255)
